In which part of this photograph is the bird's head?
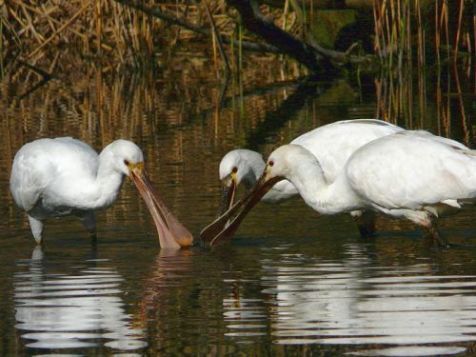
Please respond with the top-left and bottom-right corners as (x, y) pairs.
(201, 144), (319, 246)
(218, 149), (264, 213)
(105, 140), (193, 250)
(262, 144), (308, 182)
(201, 145), (303, 245)
(105, 139), (144, 177)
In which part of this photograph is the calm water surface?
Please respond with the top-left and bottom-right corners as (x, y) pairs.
(0, 64), (475, 355)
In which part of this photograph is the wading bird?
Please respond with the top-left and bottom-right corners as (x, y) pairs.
(203, 131), (474, 247)
(218, 119), (404, 236)
(10, 137), (193, 249)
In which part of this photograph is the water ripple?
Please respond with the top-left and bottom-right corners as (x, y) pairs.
(222, 244), (476, 355)
(14, 247), (147, 351)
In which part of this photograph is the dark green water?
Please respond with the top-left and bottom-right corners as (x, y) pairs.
(0, 65), (475, 355)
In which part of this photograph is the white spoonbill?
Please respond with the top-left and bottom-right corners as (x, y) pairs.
(10, 137), (193, 249)
(217, 119), (403, 236)
(203, 131), (474, 247)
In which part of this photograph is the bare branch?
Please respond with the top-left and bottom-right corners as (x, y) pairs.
(226, 0), (328, 72)
(111, 0), (281, 54)
(112, 0), (372, 73)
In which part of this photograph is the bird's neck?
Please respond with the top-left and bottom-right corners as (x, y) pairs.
(242, 156), (266, 189)
(85, 150), (124, 210)
(252, 159), (266, 181)
(288, 160), (361, 215)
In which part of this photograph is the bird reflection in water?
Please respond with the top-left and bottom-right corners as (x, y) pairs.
(222, 243), (476, 356)
(14, 246), (147, 352)
(132, 248), (221, 354)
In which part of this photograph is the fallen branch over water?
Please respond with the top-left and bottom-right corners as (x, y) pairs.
(112, 0), (281, 54)
(112, 0), (369, 74)
(227, 0), (374, 72)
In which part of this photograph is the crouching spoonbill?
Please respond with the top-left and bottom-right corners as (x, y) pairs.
(10, 137), (193, 249)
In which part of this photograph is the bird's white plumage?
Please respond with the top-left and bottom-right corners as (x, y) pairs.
(346, 131), (476, 213)
(290, 119), (403, 183)
(11, 138), (98, 213)
(262, 130), (475, 238)
(10, 137), (144, 243)
(219, 119), (403, 203)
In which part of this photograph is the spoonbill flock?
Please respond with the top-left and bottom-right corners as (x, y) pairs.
(9, 119), (476, 249)
(202, 122), (476, 247)
(218, 119), (403, 236)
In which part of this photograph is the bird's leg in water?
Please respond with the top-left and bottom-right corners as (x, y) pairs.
(79, 211), (97, 242)
(28, 215), (44, 245)
(423, 214), (449, 248)
(352, 210), (377, 237)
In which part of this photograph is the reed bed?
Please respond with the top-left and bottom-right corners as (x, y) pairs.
(373, 61), (473, 145)
(1, 1), (473, 147)
(2, 0), (474, 75)
(372, 0), (473, 139)
(373, 0), (474, 68)
(1, 0), (232, 69)
(1, 0), (306, 84)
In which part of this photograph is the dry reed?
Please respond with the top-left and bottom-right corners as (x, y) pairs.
(2, 0), (223, 68)
(373, 0), (473, 67)
(2, 0), (472, 76)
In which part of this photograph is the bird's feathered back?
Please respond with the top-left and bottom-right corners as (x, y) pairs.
(346, 131), (476, 209)
(10, 138), (99, 211)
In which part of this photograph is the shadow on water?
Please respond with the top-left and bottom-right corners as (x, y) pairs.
(245, 80), (332, 150)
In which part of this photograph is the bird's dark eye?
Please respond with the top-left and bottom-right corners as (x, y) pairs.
(232, 166), (238, 173)
(268, 160), (274, 167)
(124, 159), (130, 166)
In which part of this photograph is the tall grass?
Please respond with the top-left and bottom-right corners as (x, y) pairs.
(3, 0), (473, 73)
(1, 0), (218, 68)
(371, 0), (473, 141)
(374, 55), (472, 144)
(373, 0), (472, 67)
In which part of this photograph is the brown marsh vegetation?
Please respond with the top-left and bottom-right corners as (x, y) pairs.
(0, 1), (474, 186)
(1, 0), (474, 71)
